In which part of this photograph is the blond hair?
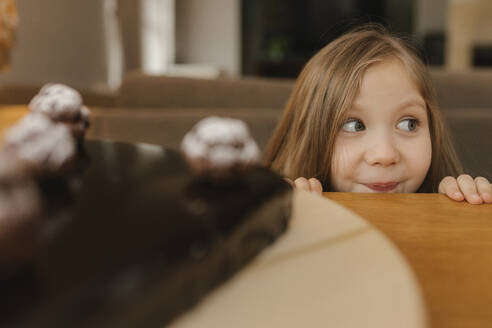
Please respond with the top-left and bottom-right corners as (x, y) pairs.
(264, 24), (462, 192)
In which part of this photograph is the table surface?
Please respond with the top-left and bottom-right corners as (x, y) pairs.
(325, 192), (492, 328)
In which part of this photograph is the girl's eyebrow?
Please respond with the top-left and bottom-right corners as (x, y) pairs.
(396, 98), (426, 112)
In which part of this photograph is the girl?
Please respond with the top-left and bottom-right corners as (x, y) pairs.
(264, 24), (492, 205)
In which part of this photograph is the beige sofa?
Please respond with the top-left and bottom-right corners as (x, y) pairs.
(1, 69), (491, 180)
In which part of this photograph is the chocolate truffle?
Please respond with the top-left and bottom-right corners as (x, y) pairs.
(3, 113), (76, 175)
(29, 83), (91, 139)
(181, 117), (260, 177)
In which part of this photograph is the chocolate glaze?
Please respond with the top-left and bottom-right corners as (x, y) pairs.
(0, 140), (292, 328)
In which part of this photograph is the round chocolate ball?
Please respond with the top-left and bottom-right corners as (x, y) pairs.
(181, 117), (260, 177)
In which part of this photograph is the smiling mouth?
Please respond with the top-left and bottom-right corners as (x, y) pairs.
(364, 182), (399, 192)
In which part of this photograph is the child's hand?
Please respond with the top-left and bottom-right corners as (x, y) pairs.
(438, 175), (492, 204)
(284, 177), (323, 196)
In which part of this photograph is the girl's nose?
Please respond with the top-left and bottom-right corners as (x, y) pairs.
(364, 134), (400, 167)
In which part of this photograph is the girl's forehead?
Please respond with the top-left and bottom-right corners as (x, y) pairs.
(361, 58), (417, 87)
(352, 59), (426, 108)
(347, 96), (427, 119)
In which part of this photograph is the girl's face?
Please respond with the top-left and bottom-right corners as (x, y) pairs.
(330, 59), (432, 193)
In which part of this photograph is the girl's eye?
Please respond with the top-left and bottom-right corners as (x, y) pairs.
(342, 119), (365, 132)
(397, 118), (419, 132)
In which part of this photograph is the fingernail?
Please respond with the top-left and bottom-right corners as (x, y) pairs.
(454, 192), (463, 199)
(483, 192), (492, 202)
(472, 194), (483, 203)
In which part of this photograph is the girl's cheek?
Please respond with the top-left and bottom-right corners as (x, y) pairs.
(415, 131), (431, 166)
(403, 130), (432, 187)
(331, 138), (357, 177)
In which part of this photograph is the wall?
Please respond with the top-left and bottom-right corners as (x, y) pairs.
(413, 0), (448, 39)
(446, 0), (492, 69)
(0, 0), (121, 90)
(2, 0), (444, 85)
(175, 0), (240, 76)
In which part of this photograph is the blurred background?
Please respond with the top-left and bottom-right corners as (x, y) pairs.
(1, 0), (492, 90)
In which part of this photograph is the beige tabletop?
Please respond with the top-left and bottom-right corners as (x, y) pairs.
(170, 190), (427, 328)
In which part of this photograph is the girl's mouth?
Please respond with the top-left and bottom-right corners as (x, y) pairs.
(364, 182), (399, 192)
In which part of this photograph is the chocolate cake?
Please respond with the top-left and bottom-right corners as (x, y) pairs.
(0, 152), (42, 273)
(0, 139), (292, 328)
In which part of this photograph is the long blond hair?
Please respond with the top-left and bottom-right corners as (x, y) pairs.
(264, 24), (462, 192)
